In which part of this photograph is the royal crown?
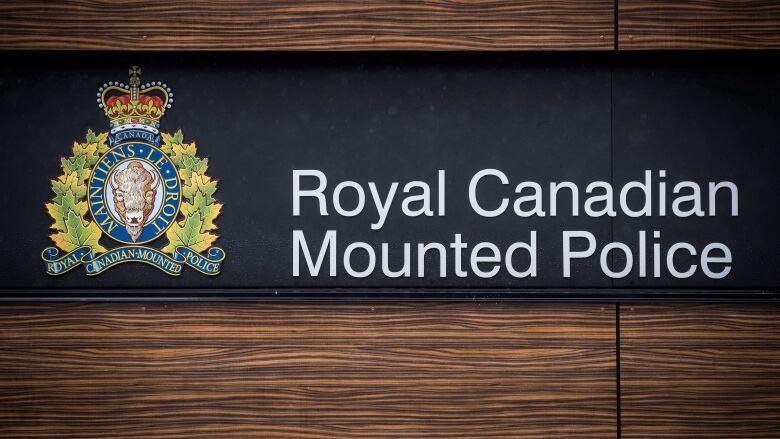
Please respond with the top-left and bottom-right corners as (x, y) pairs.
(98, 66), (172, 145)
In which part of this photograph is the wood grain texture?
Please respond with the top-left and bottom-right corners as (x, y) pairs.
(621, 304), (780, 438)
(619, 0), (780, 49)
(0, 302), (616, 438)
(0, 1), (614, 51)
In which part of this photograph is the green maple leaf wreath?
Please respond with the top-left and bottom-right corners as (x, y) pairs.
(46, 129), (222, 255)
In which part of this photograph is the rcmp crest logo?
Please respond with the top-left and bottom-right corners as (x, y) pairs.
(42, 66), (225, 276)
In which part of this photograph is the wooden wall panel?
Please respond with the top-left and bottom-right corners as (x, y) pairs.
(619, 0), (780, 49)
(5, 1), (780, 51)
(621, 304), (780, 438)
(0, 302), (616, 438)
(0, 1), (614, 51)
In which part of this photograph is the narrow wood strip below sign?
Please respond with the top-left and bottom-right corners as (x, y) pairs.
(621, 304), (780, 438)
(0, 0), (615, 51)
(0, 302), (617, 438)
(618, 0), (780, 49)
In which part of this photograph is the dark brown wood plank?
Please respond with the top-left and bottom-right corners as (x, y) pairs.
(0, 1), (614, 51)
(0, 302), (616, 438)
(619, 0), (780, 49)
(621, 304), (780, 438)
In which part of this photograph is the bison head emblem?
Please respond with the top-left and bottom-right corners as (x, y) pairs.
(110, 161), (160, 242)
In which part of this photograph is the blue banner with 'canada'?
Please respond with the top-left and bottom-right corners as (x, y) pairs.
(42, 246), (225, 276)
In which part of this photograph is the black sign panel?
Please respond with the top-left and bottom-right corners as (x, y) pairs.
(0, 53), (777, 298)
